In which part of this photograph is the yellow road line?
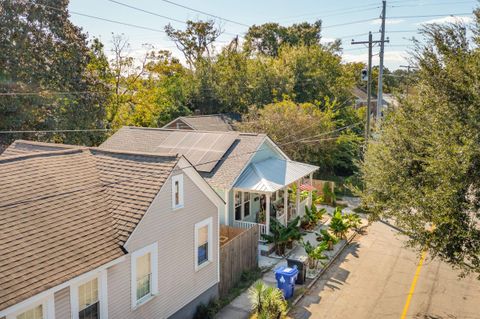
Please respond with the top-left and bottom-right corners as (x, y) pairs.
(400, 250), (427, 319)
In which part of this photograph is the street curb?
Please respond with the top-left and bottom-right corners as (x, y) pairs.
(287, 229), (360, 311)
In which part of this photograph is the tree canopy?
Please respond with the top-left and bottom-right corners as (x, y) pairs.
(0, 0), (109, 146)
(360, 10), (480, 277)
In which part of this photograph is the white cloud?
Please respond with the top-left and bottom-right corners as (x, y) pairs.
(418, 15), (473, 25)
(342, 50), (408, 68)
(321, 37), (337, 44)
(371, 18), (405, 25)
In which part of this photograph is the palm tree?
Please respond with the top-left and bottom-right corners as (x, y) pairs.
(249, 281), (287, 319)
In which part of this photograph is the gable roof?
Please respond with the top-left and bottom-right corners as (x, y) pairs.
(100, 127), (267, 189)
(0, 141), (179, 311)
(234, 157), (319, 193)
(164, 114), (235, 131)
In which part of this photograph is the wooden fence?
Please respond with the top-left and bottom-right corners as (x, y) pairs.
(219, 225), (259, 297)
(312, 179), (335, 194)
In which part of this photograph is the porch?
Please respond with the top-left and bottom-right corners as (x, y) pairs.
(231, 157), (319, 240)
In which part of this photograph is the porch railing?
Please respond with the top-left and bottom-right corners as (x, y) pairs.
(233, 220), (267, 240)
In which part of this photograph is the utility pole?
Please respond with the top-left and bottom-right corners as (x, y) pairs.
(399, 65), (417, 98)
(377, 0), (387, 120)
(352, 32), (377, 141)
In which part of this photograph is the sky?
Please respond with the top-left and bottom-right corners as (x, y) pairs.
(68, 0), (479, 69)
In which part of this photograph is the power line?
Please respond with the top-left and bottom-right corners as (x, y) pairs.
(323, 18), (378, 30)
(389, 13), (473, 19)
(106, 0), (241, 37)
(107, 0), (186, 24)
(0, 91), (107, 96)
(158, 0), (250, 27)
(35, 3), (166, 33)
(0, 129), (112, 134)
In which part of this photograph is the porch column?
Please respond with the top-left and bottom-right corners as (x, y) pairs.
(266, 193), (271, 234)
(308, 173), (313, 206)
(284, 187), (288, 225)
(296, 180), (300, 216)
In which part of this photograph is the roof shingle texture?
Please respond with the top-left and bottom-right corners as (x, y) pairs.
(100, 127), (266, 189)
(179, 115), (234, 131)
(0, 141), (178, 311)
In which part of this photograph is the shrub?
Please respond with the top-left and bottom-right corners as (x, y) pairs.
(328, 208), (349, 239)
(249, 281), (287, 319)
(301, 240), (329, 269)
(316, 229), (339, 250)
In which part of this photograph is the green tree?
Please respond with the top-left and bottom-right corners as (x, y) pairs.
(243, 20), (323, 57)
(165, 20), (221, 67)
(361, 10), (480, 277)
(0, 0), (109, 146)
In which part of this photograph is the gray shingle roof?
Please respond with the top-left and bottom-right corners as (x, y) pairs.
(100, 127), (266, 189)
(165, 114), (235, 131)
(0, 141), (179, 311)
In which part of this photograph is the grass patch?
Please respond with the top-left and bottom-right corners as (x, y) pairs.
(194, 267), (263, 319)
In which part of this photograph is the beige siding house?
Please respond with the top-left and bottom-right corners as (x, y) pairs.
(0, 141), (223, 319)
(163, 114), (235, 131)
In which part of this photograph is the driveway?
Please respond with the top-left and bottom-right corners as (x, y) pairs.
(289, 222), (480, 319)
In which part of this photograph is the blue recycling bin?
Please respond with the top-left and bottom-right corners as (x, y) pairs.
(274, 265), (299, 299)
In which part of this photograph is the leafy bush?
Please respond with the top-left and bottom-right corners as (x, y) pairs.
(345, 213), (362, 230)
(328, 208), (349, 239)
(249, 281), (287, 319)
(301, 204), (325, 230)
(316, 229), (339, 250)
(194, 298), (220, 319)
(322, 182), (336, 205)
(262, 217), (301, 256)
(301, 240), (329, 269)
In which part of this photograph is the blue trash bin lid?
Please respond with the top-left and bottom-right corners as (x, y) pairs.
(282, 267), (298, 275)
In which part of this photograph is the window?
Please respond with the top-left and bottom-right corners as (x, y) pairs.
(243, 192), (250, 217)
(195, 217), (213, 271)
(16, 305), (43, 319)
(234, 192), (242, 220)
(171, 175), (184, 209)
(78, 278), (99, 319)
(7, 295), (54, 319)
(131, 243), (158, 308)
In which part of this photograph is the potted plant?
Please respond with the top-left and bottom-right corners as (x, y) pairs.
(301, 204), (324, 230)
(285, 216), (301, 249)
(316, 229), (338, 250)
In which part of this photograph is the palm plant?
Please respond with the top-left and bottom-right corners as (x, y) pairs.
(262, 217), (301, 255)
(301, 204), (318, 230)
(301, 240), (329, 269)
(316, 229), (338, 250)
(249, 281), (287, 319)
(345, 213), (362, 231)
(328, 208), (349, 239)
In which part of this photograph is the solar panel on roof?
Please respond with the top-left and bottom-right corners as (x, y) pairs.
(152, 131), (236, 172)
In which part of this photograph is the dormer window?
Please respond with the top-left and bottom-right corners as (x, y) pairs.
(172, 174), (184, 209)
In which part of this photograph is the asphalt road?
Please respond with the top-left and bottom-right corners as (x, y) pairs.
(289, 222), (480, 319)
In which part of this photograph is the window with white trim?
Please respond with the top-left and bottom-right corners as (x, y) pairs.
(131, 242), (158, 308)
(6, 295), (54, 319)
(243, 192), (250, 217)
(195, 217), (213, 270)
(78, 278), (99, 319)
(172, 174), (184, 209)
(16, 305), (43, 319)
(234, 192), (242, 220)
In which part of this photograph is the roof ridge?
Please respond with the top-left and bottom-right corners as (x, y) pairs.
(0, 148), (84, 163)
(90, 147), (179, 159)
(11, 139), (84, 149)
(124, 125), (239, 135)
